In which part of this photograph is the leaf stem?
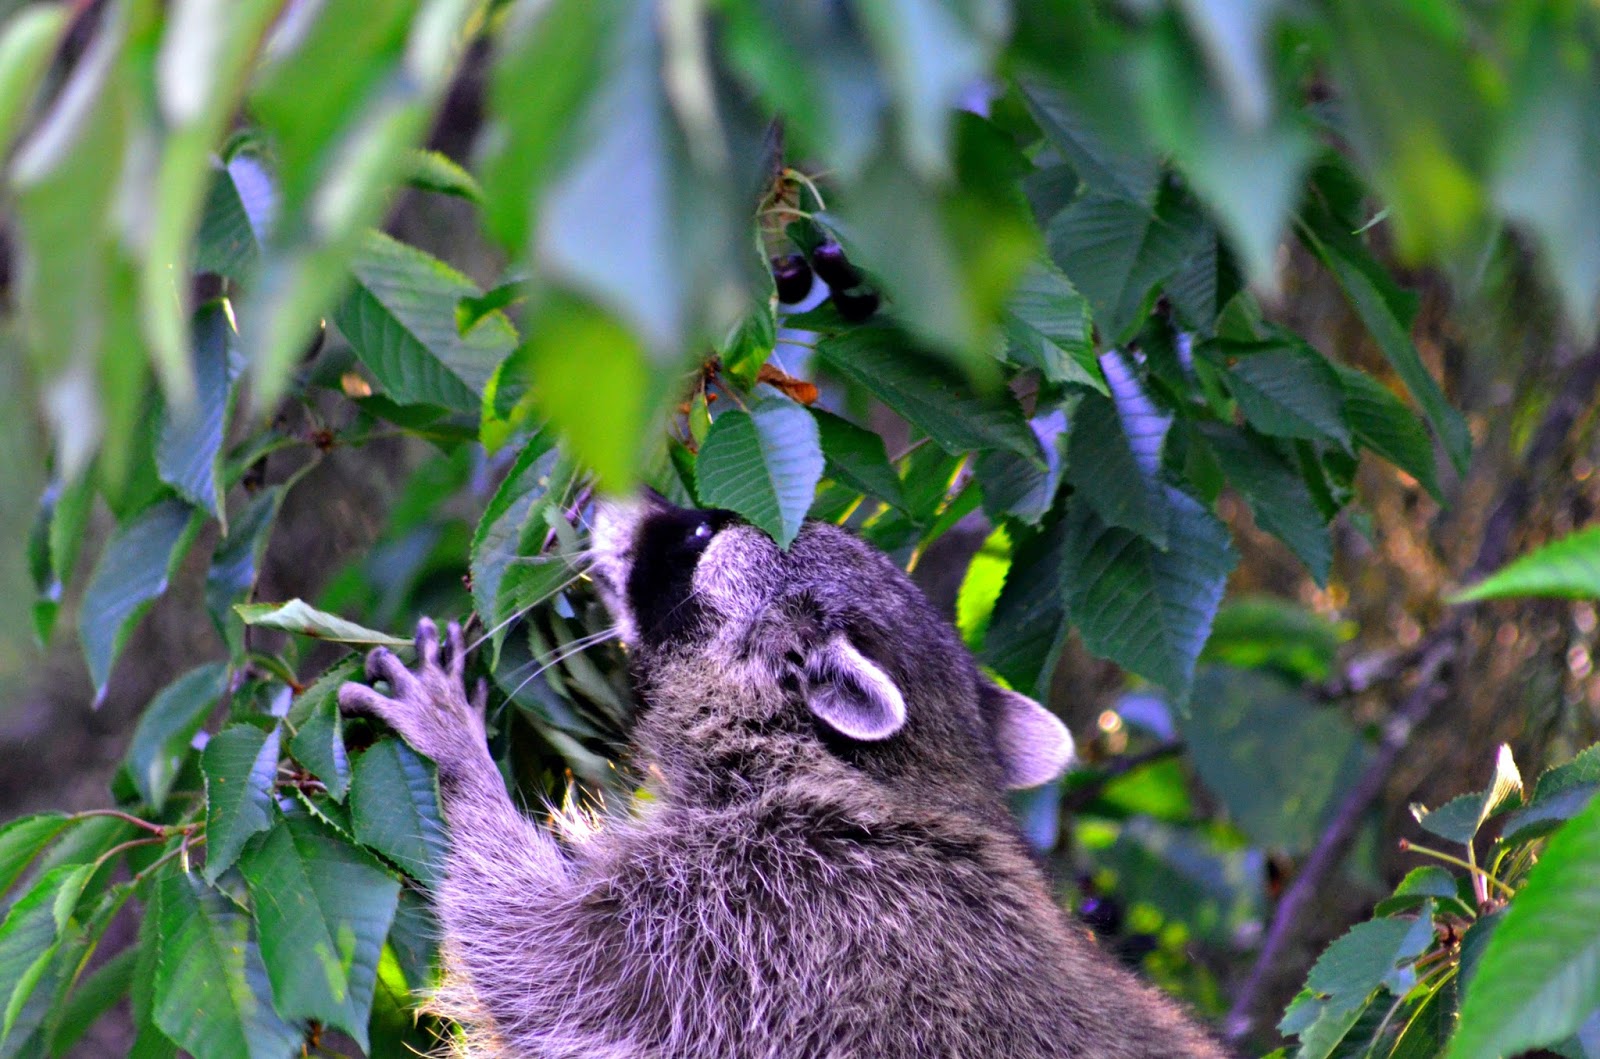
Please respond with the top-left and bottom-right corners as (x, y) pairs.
(70, 809), (168, 836)
(1398, 839), (1516, 899)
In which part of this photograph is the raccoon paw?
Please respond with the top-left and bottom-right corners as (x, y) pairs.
(338, 618), (490, 774)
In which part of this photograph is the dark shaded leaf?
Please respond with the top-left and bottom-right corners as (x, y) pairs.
(350, 739), (445, 888)
(201, 725), (280, 882)
(1063, 486), (1237, 699)
(125, 663), (228, 811)
(817, 326), (1042, 462)
(334, 231), (519, 413)
(80, 500), (203, 704)
(813, 410), (906, 510)
(239, 812), (399, 1049)
(151, 874), (302, 1059)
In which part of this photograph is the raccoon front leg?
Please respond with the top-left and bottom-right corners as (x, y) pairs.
(338, 620), (572, 956)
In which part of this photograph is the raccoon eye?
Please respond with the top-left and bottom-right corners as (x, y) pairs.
(690, 521), (713, 542)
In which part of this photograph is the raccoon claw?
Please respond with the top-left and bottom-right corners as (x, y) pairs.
(338, 618), (487, 772)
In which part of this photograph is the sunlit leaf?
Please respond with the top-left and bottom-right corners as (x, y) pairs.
(697, 398), (824, 548)
(1453, 526), (1600, 604)
(1450, 792), (1600, 1058)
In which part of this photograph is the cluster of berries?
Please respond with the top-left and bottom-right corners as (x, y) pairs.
(770, 241), (881, 321)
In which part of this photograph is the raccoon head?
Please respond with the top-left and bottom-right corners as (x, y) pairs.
(590, 492), (1075, 797)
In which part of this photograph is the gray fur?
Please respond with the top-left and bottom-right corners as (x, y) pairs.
(340, 500), (1227, 1057)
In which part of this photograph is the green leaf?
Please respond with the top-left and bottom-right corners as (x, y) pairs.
(812, 410), (906, 510)
(532, 0), (697, 355)
(241, 0), (473, 411)
(0, 863), (92, 1049)
(125, 663), (228, 812)
(1201, 425), (1333, 584)
(141, 0), (280, 404)
(350, 739), (445, 888)
(0, 814), (71, 898)
(856, 0), (988, 178)
(1020, 79), (1160, 207)
(205, 486), (287, 657)
(8, 3), (128, 482)
(1337, 366), (1444, 502)
(1304, 223), (1470, 475)
(1047, 188), (1205, 344)
(477, 0), (613, 251)
(1108, 816), (1265, 947)
(157, 303), (236, 523)
(1453, 527), (1600, 603)
(0, 6), (66, 155)
(1183, 668), (1366, 852)
(194, 159), (262, 281)
(984, 519), (1069, 698)
(697, 399), (824, 548)
(1418, 746), (1523, 846)
(404, 148), (482, 201)
(152, 874), (303, 1059)
(1493, 24), (1600, 343)
(1224, 343), (1351, 448)
(79, 499), (204, 705)
(239, 812), (400, 1049)
(974, 410), (1065, 527)
(49, 941), (137, 1057)
(1450, 792), (1600, 1058)
(1063, 485), (1238, 699)
(1305, 912), (1437, 1018)
(1000, 258), (1104, 392)
(286, 658), (361, 802)
(835, 128), (1038, 367)
(817, 326), (1043, 462)
(1137, 22), (1314, 288)
(469, 437), (565, 660)
(1065, 363), (1174, 547)
(234, 599), (410, 647)
(202, 725), (281, 882)
(956, 526), (1010, 650)
(334, 231), (519, 413)
(1200, 596), (1345, 683)
(504, 291), (670, 488)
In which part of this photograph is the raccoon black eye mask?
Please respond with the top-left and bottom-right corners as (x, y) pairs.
(341, 493), (1227, 1058)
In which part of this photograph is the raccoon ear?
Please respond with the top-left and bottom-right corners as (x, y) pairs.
(985, 681), (1077, 789)
(803, 635), (907, 741)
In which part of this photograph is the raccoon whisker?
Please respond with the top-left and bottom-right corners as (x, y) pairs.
(465, 568), (592, 654)
(502, 627), (622, 702)
(494, 624), (623, 684)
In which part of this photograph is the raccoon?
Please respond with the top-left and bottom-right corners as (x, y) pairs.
(339, 493), (1226, 1057)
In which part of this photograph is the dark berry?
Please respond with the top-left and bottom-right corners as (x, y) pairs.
(771, 253), (814, 304)
(831, 284), (880, 322)
(810, 241), (862, 289)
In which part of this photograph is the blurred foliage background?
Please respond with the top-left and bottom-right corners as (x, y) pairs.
(3, 0), (1600, 1056)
